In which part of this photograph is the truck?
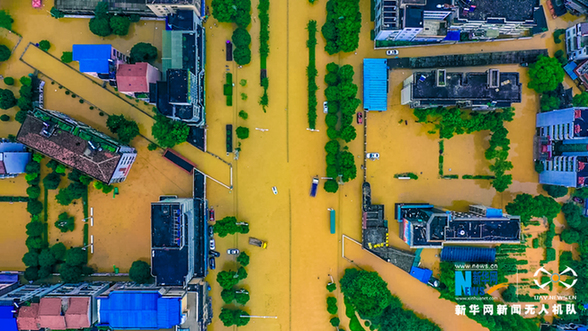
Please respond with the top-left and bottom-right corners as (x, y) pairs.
(310, 176), (319, 197)
(249, 237), (267, 249)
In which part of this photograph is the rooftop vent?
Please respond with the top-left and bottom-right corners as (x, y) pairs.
(436, 69), (446, 87)
(488, 69), (500, 88)
(40, 122), (56, 138)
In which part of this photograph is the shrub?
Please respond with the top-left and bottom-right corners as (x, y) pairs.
(324, 179), (338, 193)
(50, 7), (65, 19)
(0, 45), (10, 62)
(0, 88), (16, 109)
(129, 260), (152, 284)
(60, 52), (73, 63)
(535, 161), (544, 173)
(20, 76), (32, 86)
(26, 185), (41, 199)
(3, 77), (13, 85)
(130, 42), (158, 63)
(542, 184), (568, 198)
(0, 114), (8, 121)
(147, 142), (158, 151)
(236, 126), (249, 139)
(232, 27), (251, 48)
(330, 317), (340, 327)
(38, 40), (51, 51)
(241, 93), (247, 100)
(239, 79), (247, 86)
(239, 110), (248, 120)
(545, 248), (556, 262)
(54, 212), (75, 232)
(233, 46), (251, 65)
(27, 199), (43, 215)
(110, 15), (130, 36)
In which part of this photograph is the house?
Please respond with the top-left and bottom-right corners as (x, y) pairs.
(0, 141), (31, 179)
(566, 23), (588, 61)
(565, 0), (588, 16)
(147, 0), (203, 18)
(401, 69), (522, 109)
(16, 108), (137, 184)
(374, 0), (547, 43)
(395, 203), (521, 248)
(151, 69), (205, 125)
(72, 44), (129, 84)
(97, 284), (186, 330)
(0, 284), (62, 305)
(535, 107), (588, 188)
(116, 62), (161, 98)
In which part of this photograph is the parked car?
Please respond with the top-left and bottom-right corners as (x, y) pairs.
(272, 186), (278, 195)
(209, 224), (214, 236)
(210, 250), (220, 258)
(227, 248), (240, 255)
(366, 153), (380, 160)
(209, 208), (215, 222)
(209, 239), (216, 250)
(573, 196), (584, 204)
(323, 101), (328, 114)
(209, 257), (216, 270)
(386, 50), (399, 56)
(357, 112), (363, 124)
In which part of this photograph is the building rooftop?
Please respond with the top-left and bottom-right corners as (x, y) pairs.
(151, 203), (189, 286)
(38, 297), (66, 330)
(456, 0), (538, 22)
(116, 63), (159, 93)
(64, 297), (91, 329)
(98, 290), (182, 330)
(363, 58), (389, 111)
(0, 305), (17, 331)
(72, 44), (113, 73)
(16, 109), (130, 183)
(410, 69), (521, 107)
(167, 9), (196, 30)
(54, 0), (155, 16)
(17, 303), (39, 330)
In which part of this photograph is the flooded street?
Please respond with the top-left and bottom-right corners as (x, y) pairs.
(0, 0), (581, 330)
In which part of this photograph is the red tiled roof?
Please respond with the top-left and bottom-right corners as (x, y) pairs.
(16, 114), (121, 183)
(65, 297), (91, 329)
(17, 303), (40, 330)
(39, 297), (66, 330)
(117, 63), (150, 93)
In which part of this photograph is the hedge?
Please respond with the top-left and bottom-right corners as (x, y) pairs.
(258, 0), (269, 69)
(307, 20), (318, 129)
(0, 196), (29, 202)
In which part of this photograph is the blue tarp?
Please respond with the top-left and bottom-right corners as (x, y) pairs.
(98, 291), (181, 330)
(485, 208), (503, 218)
(564, 61), (579, 80)
(72, 44), (112, 73)
(0, 305), (17, 331)
(410, 266), (432, 284)
(441, 247), (496, 263)
(444, 30), (460, 41)
(363, 58), (389, 111)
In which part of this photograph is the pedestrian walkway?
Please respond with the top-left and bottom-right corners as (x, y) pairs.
(19, 43), (231, 187)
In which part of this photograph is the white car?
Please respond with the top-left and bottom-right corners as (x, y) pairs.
(323, 101), (328, 113)
(209, 239), (216, 250)
(366, 153), (380, 160)
(227, 248), (240, 255)
(386, 50), (399, 56)
(272, 186), (278, 195)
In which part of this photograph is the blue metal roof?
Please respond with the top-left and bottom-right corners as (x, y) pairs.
(409, 266), (432, 284)
(564, 61), (579, 80)
(363, 58), (389, 111)
(540, 170), (578, 188)
(98, 291), (181, 330)
(441, 247), (496, 263)
(444, 30), (460, 41)
(485, 208), (503, 218)
(0, 142), (26, 153)
(72, 44), (112, 73)
(536, 107), (575, 127)
(2, 152), (30, 174)
(0, 305), (17, 331)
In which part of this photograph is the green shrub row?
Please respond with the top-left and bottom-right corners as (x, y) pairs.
(224, 73), (233, 106)
(258, 0), (269, 69)
(307, 20), (318, 129)
(462, 175), (495, 180)
(438, 155), (443, 176)
(259, 77), (268, 112)
(393, 173), (418, 180)
(441, 175), (458, 179)
(0, 196), (29, 202)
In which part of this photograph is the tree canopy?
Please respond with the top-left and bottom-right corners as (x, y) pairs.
(218, 308), (250, 327)
(129, 260), (152, 284)
(0, 88), (16, 109)
(54, 212), (75, 232)
(106, 114), (139, 144)
(151, 114), (189, 148)
(89, 17), (112, 37)
(542, 184), (568, 198)
(211, 0), (251, 27)
(321, 0), (361, 54)
(232, 28), (251, 48)
(130, 42), (158, 63)
(527, 56), (564, 94)
(110, 16), (130, 36)
(214, 216), (248, 237)
(43, 172), (62, 190)
(233, 46), (251, 66)
(505, 194), (561, 225)
(236, 251), (250, 266)
(236, 126), (249, 139)
(573, 92), (588, 107)
(217, 270), (241, 289)
(0, 10), (13, 30)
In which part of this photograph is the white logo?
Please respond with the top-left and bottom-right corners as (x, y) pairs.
(533, 266), (577, 289)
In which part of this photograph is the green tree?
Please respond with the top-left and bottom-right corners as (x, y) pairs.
(236, 252), (250, 266)
(147, 143), (158, 151)
(214, 216), (240, 237)
(54, 212), (75, 232)
(234, 0), (251, 27)
(0, 88), (16, 109)
(327, 296), (338, 314)
(339, 125), (357, 143)
(38, 40), (50, 51)
(43, 172), (62, 190)
(27, 199), (43, 215)
(330, 317), (340, 327)
(50, 242), (66, 261)
(22, 251), (40, 267)
(60, 263), (83, 283)
(38, 266), (51, 279)
(325, 140), (340, 154)
(129, 260), (152, 283)
(24, 267), (39, 281)
(237, 266), (247, 280)
(340, 268), (392, 319)
(211, 0), (237, 22)
(239, 110), (248, 120)
(327, 282), (336, 292)
(233, 46), (251, 65)
(232, 28), (251, 48)
(61, 51), (73, 63)
(0, 45), (10, 62)
(65, 247), (87, 266)
(1, 114), (11, 121)
(219, 308), (250, 327)
(151, 114), (189, 148)
(3, 77), (13, 85)
(573, 92), (588, 107)
(110, 16), (130, 36)
(89, 17), (112, 37)
(26, 221), (44, 237)
(236, 126), (249, 139)
(527, 56), (564, 94)
(324, 179), (338, 193)
(543, 184), (568, 198)
(491, 173), (512, 193)
(26, 185), (41, 199)
(106, 114), (139, 144)
(25, 161), (40, 174)
(0, 10), (13, 30)
(221, 288), (236, 304)
(94, 2), (110, 19)
(540, 94), (560, 112)
(38, 249), (56, 268)
(217, 270), (240, 289)
(50, 7), (65, 18)
(130, 42), (158, 63)
(26, 236), (44, 250)
(235, 290), (250, 305)
(561, 228), (581, 244)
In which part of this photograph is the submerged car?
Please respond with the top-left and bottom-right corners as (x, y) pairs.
(272, 186), (278, 195)
(209, 239), (216, 250)
(209, 257), (216, 270)
(227, 248), (240, 255)
(357, 112), (363, 124)
(386, 50), (399, 56)
(210, 250), (220, 258)
(323, 101), (328, 113)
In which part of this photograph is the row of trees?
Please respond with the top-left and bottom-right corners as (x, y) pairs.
(231, 27), (251, 66)
(340, 268), (441, 331)
(307, 20), (318, 129)
(214, 216), (249, 237)
(258, 0), (269, 68)
(217, 255), (250, 327)
(89, 3), (140, 37)
(0, 11), (12, 62)
(321, 0), (361, 54)
(212, 0), (252, 65)
(414, 106), (515, 192)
